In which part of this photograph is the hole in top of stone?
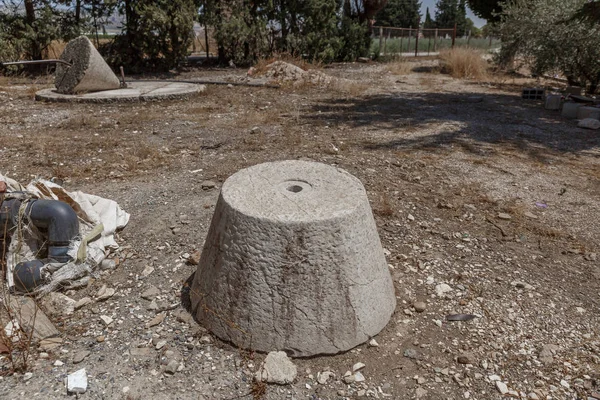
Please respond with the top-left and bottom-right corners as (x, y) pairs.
(287, 185), (303, 193)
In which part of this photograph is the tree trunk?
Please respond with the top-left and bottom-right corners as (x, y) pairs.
(24, 0), (42, 60)
(75, 0), (81, 24)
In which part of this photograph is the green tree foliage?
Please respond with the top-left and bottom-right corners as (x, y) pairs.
(423, 7), (435, 29)
(103, 0), (196, 72)
(0, 0), (88, 63)
(375, 0), (421, 28)
(434, 0), (467, 34)
(466, 0), (503, 22)
(464, 18), (481, 37)
(203, 0), (381, 64)
(499, 0), (600, 93)
(573, 0), (600, 23)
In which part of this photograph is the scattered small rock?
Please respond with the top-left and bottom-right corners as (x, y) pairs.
(147, 312), (166, 328)
(368, 339), (379, 347)
(40, 337), (63, 351)
(67, 368), (88, 394)
(155, 340), (167, 350)
(352, 362), (366, 372)
(343, 371), (355, 384)
(141, 265), (154, 277)
(254, 351), (297, 384)
(496, 381), (509, 395)
(354, 371), (365, 382)
(95, 285), (115, 301)
(141, 286), (160, 300)
(74, 297), (92, 310)
(73, 350), (91, 364)
(147, 300), (158, 311)
(54, 360), (64, 367)
(435, 283), (452, 296)
(187, 250), (201, 265)
(539, 344), (558, 364)
(201, 180), (217, 190)
(100, 315), (113, 326)
(317, 371), (334, 384)
(174, 309), (193, 324)
(457, 353), (475, 365)
(413, 301), (427, 313)
(404, 348), (419, 359)
(40, 292), (76, 317)
(497, 212), (512, 220)
(416, 387), (428, 398)
(100, 259), (117, 270)
(164, 360), (179, 374)
(578, 118), (600, 130)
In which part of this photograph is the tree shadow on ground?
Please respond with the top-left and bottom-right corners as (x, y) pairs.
(305, 91), (600, 160)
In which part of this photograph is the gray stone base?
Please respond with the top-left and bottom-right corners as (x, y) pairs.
(36, 81), (205, 103)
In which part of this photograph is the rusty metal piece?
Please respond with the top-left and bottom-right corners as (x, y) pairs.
(119, 66), (127, 88)
(1, 59), (72, 67)
(446, 314), (478, 322)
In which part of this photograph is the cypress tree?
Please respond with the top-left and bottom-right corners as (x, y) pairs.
(375, 0), (422, 28)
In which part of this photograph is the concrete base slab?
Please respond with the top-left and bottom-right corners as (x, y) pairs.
(36, 81), (205, 103)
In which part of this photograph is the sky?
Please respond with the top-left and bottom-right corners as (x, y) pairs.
(420, 0), (487, 28)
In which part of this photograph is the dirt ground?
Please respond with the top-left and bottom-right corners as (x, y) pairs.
(0, 58), (599, 400)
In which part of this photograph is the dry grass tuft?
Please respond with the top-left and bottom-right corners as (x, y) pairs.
(328, 79), (368, 96)
(46, 41), (68, 59)
(375, 193), (395, 217)
(440, 47), (488, 80)
(387, 59), (413, 75)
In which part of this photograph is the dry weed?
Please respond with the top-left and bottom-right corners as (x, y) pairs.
(328, 80), (368, 96)
(440, 47), (488, 80)
(387, 59), (413, 75)
(59, 115), (100, 130)
(375, 193), (395, 217)
(46, 40), (68, 59)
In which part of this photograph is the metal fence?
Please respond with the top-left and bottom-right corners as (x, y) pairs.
(372, 26), (499, 57)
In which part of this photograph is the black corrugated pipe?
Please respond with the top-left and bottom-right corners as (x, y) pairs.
(0, 197), (79, 292)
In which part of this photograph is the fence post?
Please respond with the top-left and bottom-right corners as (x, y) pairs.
(467, 29), (471, 46)
(383, 28), (388, 57)
(434, 28), (438, 52)
(407, 26), (411, 55)
(489, 35), (492, 48)
(379, 26), (383, 57)
(452, 24), (457, 48)
(400, 34), (404, 54)
(414, 26), (419, 57)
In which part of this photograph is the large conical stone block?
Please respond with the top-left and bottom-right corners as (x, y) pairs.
(189, 160), (396, 357)
(55, 36), (120, 94)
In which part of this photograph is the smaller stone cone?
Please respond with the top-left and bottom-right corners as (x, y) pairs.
(55, 36), (120, 94)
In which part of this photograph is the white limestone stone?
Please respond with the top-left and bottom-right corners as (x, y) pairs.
(55, 36), (120, 94)
(190, 160), (396, 357)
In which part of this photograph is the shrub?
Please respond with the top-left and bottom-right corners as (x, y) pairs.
(499, 0), (600, 94)
(440, 47), (488, 80)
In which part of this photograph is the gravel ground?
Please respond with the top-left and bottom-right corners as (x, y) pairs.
(0, 59), (599, 400)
